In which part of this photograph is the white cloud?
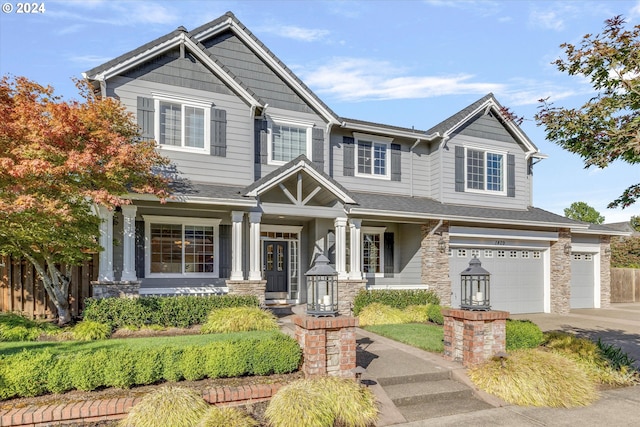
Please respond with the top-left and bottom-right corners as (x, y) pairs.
(301, 58), (503, 101)
(630, 1), (640, 20)
(56, 24), (86, 35)
(529, 9), (565, 31)
(271, 26), (330, 42)
(47, 1), (178, 26)
(68, 54), (115, 66)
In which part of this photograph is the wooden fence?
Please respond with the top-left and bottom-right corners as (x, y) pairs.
(0, 255), (96, 319)
(611, 268), (640, 303)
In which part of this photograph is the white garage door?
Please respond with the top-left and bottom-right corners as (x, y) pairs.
(449, 248), (545, 314)
(571, 253), (595, 309)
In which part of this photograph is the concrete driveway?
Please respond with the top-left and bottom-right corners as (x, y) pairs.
(510, 303), (640, 367)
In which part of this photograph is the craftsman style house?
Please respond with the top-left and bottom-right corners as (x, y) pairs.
(84, 12), (619, 315)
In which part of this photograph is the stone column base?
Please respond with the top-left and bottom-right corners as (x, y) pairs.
(337, 279), (367, 316)
(91, 281), (140, 299)
(442, 309), (509, 367)
(293, 315), (358, 378)
(226, 280), (267, 306)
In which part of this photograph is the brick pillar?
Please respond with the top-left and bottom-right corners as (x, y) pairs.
(421, 220), (452, 306)
(442, 308), (509, 367)
(293, 315), (358, 378)
(550, 228), (571, 314)
(600, 235), (611, 308)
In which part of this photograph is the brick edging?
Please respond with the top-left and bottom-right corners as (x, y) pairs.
(1, 383), (283, 427)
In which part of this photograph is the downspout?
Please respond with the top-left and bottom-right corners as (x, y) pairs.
(410, 139), (421, 197)
(427, 219), (443, 237)
(438, 135), (450, 202)
(326, 122), (333, 175)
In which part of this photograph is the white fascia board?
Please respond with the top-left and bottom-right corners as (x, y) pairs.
(571, 228), (631, 237)
(127, 193), (257, 207)
(342, 121), (440, 141)
(450, 226), (559, 242)
(260, 202), (345, 219)
(227, 21), (339, 126)
(191, 16), (234, 41)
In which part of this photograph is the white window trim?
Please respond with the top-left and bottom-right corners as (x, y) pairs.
(464, 145), (508, 196)
(266, 116), (313, 166)
(354, 132), (392, 180)
(152, 93), (212, 154)
(362, 226), (386, 277)
(143, 215), (221, 279)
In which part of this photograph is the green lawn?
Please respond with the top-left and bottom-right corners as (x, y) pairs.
(363, 323), (444, 353)
(0, 330), (278, 357)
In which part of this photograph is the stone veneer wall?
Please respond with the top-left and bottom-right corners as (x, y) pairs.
(421, 220), (452, 306)
(337, 279), (367, 316)
(91, 282), (140, 299)
(600, 235), (612, 308)
(550, 228), (572, 314)
(226, 280), (267, 306)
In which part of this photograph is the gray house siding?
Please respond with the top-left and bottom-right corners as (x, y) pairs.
(201, 31), (315, 114)
(107, 76), (255, 186)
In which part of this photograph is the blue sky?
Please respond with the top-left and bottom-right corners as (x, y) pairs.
(1, 0), (639, 223)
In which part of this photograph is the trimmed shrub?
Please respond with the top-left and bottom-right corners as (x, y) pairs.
(0, 313), (59, 342)
(357, 302), (408, 326)
(83, 295), (259, 329)
(72, 320), (112, 341)
(353, 289), (440, 316)
(180, 346), (208, 381)
(427, 304), (444, 325)
(69, 350), (109, 391)
(0, 350), (54, 399)
(197, 407), (258, 427)
(469, 348), (597, 407)
(46, 355), (74, 394)
(506, 319), (544, 350)
(200, 307), (278, 334)
(119, 386), (209, 427)
(265, 376), (378, 427)
(403, 305), (431, 323)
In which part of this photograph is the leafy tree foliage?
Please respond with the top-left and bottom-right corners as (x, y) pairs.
(0, 76), (169, 324)
(611, 236), (640, 268)
(535, 16), (640, 208)
(564, 201), (605, 224)
(630, 215), (640, 232)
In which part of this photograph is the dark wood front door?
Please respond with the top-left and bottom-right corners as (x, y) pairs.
(264, 241), (288, 294)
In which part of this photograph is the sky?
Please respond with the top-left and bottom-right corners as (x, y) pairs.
(1, 0), (639, 224)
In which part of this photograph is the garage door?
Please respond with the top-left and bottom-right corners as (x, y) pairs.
(571, 253), (595, 308)
(449, 248), (545, 314)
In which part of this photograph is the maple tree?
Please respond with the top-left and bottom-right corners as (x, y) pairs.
(535, 16), (640, 208)
(0, 76), (169, 324)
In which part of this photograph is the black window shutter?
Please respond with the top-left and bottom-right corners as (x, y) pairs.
(210, 108), (227, 157)
(507, 154), (516, 197)
(390, 143), (401, 181)
(137, 97), (154, 142)
(384, 232), (394, 278)
(218, 224), (231, 278)
(254, 119), (268, 164)
(343, 136), (355, 176)
(455, 145), (465, 192)
(312, 127), (324, 167)
(135, 220), (145, 279)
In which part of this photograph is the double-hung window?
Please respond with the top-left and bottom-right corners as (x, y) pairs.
(153, 94), (211, 153)
(466, 148), (506, 194)
(354, 133), (391, 179)
(268, 117), (313, 164)
(362, 226), (386, 276)
(144, 216), (220, 277)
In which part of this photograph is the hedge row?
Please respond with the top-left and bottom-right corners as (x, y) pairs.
(0, 331), (300, 400)
(352, 289), (440, 316)
(82, 295), (259, 329)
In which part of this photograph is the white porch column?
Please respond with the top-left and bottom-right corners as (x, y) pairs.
(348, 218), (362, 280)
(120, 205), (138, 281)
(97, 205), (114, 282)
(230, 211), (245, 280)
(248, 212), (263, 280)
(335, 217), (348, 279)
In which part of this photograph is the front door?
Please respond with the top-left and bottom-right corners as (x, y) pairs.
(264, 241), (288, 298)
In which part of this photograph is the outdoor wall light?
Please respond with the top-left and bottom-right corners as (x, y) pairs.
(306, 254), (339, 317)
(438, 237), (447, 253)
(564, 243), (572, 255)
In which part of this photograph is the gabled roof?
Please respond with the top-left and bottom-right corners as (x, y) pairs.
(84, 12), (339, 125)
(426, 93), (543, 159)
(244, 155), (356, 205)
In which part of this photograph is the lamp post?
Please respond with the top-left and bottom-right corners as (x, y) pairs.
(460, 257), (490, 311)
(305, 254), (338, 317)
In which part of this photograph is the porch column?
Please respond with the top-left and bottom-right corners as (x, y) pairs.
(348, 218), (362, 280)
(248, 212), (263, 280)
(97, 205), (114, 282)
(230, 211), (244, 280)
(120, 205), (138, 281)
(335, 217), (348, 279)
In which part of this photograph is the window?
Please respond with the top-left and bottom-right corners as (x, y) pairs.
(362, 226), (386, 276)
(144, 216), (220, 277)
(471, 249), (480, 258)
(484, 250), (493, 258)
(457, 249), (467, 258)
(355, 133), (392, 179)
(533, 251), (541, 259)
(522, 251), (530, 259)
(497, 250), (506, 258)
(154, 94), (211, 152)
(510, 250), (518, 258)
(466, 148), (505, 193)
(267, 117), (312, 164)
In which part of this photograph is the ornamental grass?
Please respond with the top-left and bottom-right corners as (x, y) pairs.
(357, 302), (409, 326)
(468, 348), (598, 407)
(119, 386), (209, 427)
(196, 406), (258, 427)
(200, 307), (278, 334)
